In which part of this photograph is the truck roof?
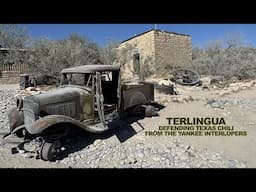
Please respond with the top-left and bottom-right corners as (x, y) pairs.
(61, 65), (120, 74)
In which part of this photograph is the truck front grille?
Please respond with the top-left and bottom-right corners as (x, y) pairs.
(23, 108), (36, 128)
(45, 102), (76, 118)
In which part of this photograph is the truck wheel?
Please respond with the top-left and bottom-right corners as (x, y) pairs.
(40, 140), (61, 161)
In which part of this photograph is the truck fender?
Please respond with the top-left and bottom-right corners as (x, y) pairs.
(27, 115), (107, 135)
(8, 107), (24, 132)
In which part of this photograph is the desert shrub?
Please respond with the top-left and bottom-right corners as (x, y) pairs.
(192, 34), (256, 80)
(100, 39), (119, 65)
(0, 24), (30, 70)
(26, 33), (102, 81)
(0, 24), (29, 48)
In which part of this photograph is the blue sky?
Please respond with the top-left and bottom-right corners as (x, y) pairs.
(21, 24), (256, 47)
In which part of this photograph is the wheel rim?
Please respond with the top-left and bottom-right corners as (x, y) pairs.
(172, 68), (200, 85)
(40, 140), (61, 161)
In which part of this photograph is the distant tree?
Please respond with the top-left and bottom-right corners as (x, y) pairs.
(27, 33), (102, 80)
(0, 24), (31, 72)
(192, 32), (256, 79)
(225, 32), (245, 49)
(0, 24), (29, 48)
(100, 39), (119, 65)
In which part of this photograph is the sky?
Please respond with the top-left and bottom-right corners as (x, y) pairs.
(21, 24), (256, 48)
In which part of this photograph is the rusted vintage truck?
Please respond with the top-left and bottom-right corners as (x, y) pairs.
(6, 65), (157, 161)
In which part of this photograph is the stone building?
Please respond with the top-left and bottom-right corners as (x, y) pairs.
(117, 29), (192, 80)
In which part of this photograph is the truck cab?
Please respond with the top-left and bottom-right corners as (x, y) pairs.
(60, 65), (121, 130)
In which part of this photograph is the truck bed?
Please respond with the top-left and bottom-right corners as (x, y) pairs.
(121, 82), (154, 110)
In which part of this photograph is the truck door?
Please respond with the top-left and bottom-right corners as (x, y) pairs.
(95, 72), (106, 127)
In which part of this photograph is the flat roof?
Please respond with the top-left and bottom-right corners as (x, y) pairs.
(61, 65), (120, 74)
(120, 29), (190, 44)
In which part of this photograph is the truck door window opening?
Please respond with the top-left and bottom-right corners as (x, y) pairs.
(101, 71), (119, 105)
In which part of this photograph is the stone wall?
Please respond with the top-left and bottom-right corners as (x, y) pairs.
(154, 30), (192, 78)
(118, 29), (192, 80)
(0, 71), (20, 84)
(118, 30), (156, 80)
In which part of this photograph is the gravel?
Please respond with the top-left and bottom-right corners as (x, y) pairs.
(59, 137), (247, 168)
(0, 84), (19, 132)
(0, 84), (247, 168)
(207, 98), (256, 109)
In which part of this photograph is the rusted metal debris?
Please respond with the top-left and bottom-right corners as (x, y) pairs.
(170, 68), (201, 86)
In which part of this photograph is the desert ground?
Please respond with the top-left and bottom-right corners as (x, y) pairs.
(0, 79), (255, 168)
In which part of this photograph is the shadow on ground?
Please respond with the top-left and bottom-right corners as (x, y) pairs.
(57, 102), (165, 160)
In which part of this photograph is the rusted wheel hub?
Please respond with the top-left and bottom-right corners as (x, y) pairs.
(171, 68), (200, 86)
(40, 140), (62, 161)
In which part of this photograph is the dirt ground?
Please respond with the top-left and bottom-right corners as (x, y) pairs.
(148, 83), (256, 167)
(0, 81), (255, 168)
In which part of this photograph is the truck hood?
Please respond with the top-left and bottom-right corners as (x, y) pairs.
(25, 86), (86, 106)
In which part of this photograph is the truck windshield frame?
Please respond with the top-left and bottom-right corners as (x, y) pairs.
(61, 73), (93, 88)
